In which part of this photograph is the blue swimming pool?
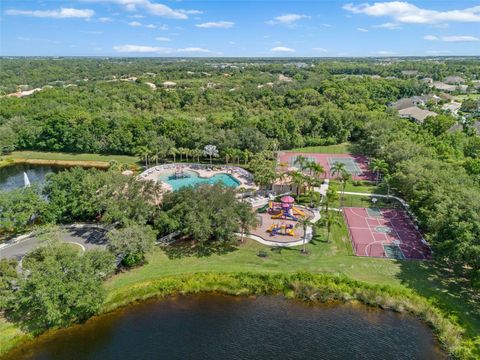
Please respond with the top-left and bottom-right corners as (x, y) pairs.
(158, 170), (240, 191)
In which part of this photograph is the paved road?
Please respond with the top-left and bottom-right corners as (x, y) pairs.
(0, 225), (108, 261)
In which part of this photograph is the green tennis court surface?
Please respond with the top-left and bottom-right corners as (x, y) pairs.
(328, 157), (361, 175)
(383, 244), (406, 259)
(366, 207), (383, 218)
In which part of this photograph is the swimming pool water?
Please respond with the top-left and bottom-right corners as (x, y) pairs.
(158, 170), (240, 191)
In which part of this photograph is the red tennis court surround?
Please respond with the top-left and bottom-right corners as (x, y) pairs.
(277, 152), (374, 181)
(343, 207), (432, 260)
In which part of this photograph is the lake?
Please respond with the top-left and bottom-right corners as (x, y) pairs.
(0, 164), (65, 192)
(5, 295), (446, 360)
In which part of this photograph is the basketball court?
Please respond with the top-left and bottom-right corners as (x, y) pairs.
(343, 207), (432, 260)
(277, 152), (374, 181)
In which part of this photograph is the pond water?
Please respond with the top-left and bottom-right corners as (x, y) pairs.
(6, 295), (446, 360)
(0, 164), (64, 192)
(158, 170), (240, 191)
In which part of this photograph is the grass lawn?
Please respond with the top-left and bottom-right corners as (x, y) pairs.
(10, 151), (139, 165)
(104, 213), (479, 341)
(1, 213), (478, 357)
(330, 180), (385, 195)
(454, 94), (480, 101)
(290, 142), (353, 154)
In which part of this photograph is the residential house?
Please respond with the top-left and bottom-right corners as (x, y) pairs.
(398, 106), (437, 123)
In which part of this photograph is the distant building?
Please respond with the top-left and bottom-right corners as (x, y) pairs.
(401, 70), (419, 76)
(444, 76), (466, 85)
(448, 120), (480, 134)
(162, 81), (176, 88)
(391, 95), (440, 110)
(398, 106), (437, 123)
(431, 82), (468, 93)
(278, 74), (292, 82)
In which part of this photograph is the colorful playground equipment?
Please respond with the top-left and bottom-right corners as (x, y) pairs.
(269, 196), (305, 221)
(267, 223), (295, 237)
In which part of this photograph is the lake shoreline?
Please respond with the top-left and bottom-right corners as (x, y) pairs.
(1, 272), (472, 359)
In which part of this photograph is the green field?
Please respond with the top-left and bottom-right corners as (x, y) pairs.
(10, 151), (139, 165)
(290, 142), (353, 154)
(104, 215), (479, 341)
(1, 214), (479, 358)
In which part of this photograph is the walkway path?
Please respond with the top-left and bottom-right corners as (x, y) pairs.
(0, 224), (108, 261)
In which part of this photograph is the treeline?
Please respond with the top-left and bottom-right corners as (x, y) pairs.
(357, 116), (480, 286)
(0, 75), (425, 155)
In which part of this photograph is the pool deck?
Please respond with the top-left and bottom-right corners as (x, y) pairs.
(139, 163), (257, 192)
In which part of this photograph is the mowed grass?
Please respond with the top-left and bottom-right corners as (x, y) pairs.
(10, 151), (139, 165)
(105, 213), (479, 340)
(290, 142), (352, 154)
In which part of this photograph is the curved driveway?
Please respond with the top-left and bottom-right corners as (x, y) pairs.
(0, 225), (108, 261)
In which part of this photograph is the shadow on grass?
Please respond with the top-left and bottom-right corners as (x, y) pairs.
(395, 260), (480, 338)
(162, 238), (238, 259)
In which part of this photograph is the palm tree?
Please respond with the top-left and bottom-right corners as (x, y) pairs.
(324, 211), (340, 243)
(178, 147), (187, 162)
(310, 163), (326, 181)
(323, 188), (339, 214)
(193, 148), (202, 163)
(169, 147), (178, 162)
(330, 161), (346, 179)
(184, 148), (191, 162)
(237, 203), (259, 243)
(381, 174), (393, 201)
(203, 144), (219, 165)
(294, 155), (308, 172)
(339, 170), (351, 208)
(370, 159), (389, 184)
(290, 171), (306, 196)
(135, 146), (150, 168)
(297, 217), (312, 254)
(243, 149), (252, 165)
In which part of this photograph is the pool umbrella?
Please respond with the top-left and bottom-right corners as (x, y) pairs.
(281, 195), (295, 204)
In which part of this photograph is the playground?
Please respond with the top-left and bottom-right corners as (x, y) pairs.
(343, 207), (432, 260)
(250, 196), (314, 244)
(277, 152), (374, 181)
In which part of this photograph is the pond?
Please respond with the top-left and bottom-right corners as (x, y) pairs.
(0, 164), (65, 192)
(5, 295), (446, 360)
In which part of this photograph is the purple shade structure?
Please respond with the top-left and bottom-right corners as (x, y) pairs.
(281, 196), (295, 204)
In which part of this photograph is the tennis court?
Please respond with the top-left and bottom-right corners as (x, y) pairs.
(277, 152), (374, 181)
(343, 207), (432, 260)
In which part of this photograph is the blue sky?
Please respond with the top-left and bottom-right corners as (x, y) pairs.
(1, 1), (479, 56)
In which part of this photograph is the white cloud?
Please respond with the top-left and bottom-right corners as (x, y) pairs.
(98, 17), (112, 22)
(90, 1), (189, 19)
(442, 35), (479, 42)
(322, 23), (332, 27)
(130, 14), (144, 19)
(270, 46), (296, 52)
(377, 50), (395, 55)
(145, 24), (156, 28)
(357, 27), (369, 32)
(343, 2), (480, 24)
(423, 35), (479, 42)
(113, 44), (171, 53)
(158, 24), (168, 30)
(177, 47), (213, 53)
(313, 47), (328, 53)
(155, 36), (170, 41)
(6, 7), (94, 19)
(266, 13), (310, 26)
(179, 9), (203, 15)
(196, 21), (234, 28)
(128, 21), (142, 27)
(373, 22), (401, 29)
